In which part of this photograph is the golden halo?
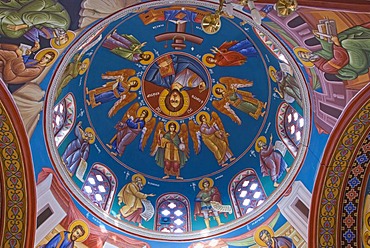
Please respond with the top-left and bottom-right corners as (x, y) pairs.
(196, 111), (210, 124)
(140, 51), (154, 65)
(129, 76), (141, 91)
(364, 231), (370, 247)
(51, 30), (75, 49)
(132, 173), (146, 185)
(137, 106), (152, 122)
(254, 225), (274, 247)
(84, 127), (96, 144)
(255, 136), (267, 153)
(293, 47), (314, 68)
(68, 220), (89, 242)
(198, 178), (214, 190)
(165, 121), (180, 132)
(202, 53), (216, 68)
(366, 212), (370, 230)
(159, 89), (190, 117)
(212, 84), (226, 98)
(269, 66), (277, 82)
(35, 48), (58, 67)
(79, 58), (90, 75)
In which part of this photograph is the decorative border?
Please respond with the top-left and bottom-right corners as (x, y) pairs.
(309, 84), (370, 247)
(0, 81), (37, 247)
(43, 0), (311, 241)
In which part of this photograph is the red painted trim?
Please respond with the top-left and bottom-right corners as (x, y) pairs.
(0, 81), (37, 247)
(309, 83), (370, 247)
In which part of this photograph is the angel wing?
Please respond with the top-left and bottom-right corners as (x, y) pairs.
(210, 111), (229, 145)
(188, 120), (201, 154)
(219, 77), (253, 90)
(119, 102), (139, 124)
(150, 121), (164, 156)
(139, 117), (156, 151)
(212, 99), (241, 125)
(108, 92), (137, 117)
(179, 123), (189, 158)
(101, 68), (136, 80)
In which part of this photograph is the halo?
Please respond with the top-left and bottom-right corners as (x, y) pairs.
(35, 48), (58, 67)
(198, 178), (214, 190)
(196, 111), (210, 124)
(165, 121), (180, 132)
(79, 58), (90, 75)
(68, 220), (89, 242)
(212, 84), (226, 99)
(50, 30), (75, 49)
(137, 106), (152, 122)
(129, 76), (141, 91)
(254, 225), (274, 247)
(293, 47), (314, 68)
(255, 136), (267, 153)
(364, 231), (370, 248)
(84, 127), (96, 144)
(366, 212), (370, 230)
(269, 66), (277, 82)
(202, 53), (216, 68)
(140, 51), (154, 65)
(132, 173), (146, 185)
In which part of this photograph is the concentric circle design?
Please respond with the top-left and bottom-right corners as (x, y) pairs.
(44, 0), (311, 241)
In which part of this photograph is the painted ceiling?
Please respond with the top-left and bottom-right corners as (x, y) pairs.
(1, 0), (370, 248)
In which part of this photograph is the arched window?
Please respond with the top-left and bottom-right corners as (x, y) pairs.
(229, 169), (267, 218)
(53, 93), (76, 147)
(276, 102), (304, 157)
(155, 193), (191, 233)
(82, 164), (117, 212)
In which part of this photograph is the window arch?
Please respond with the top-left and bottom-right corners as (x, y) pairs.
(276, 102), (304, 157)
(82, 164), (117, 212)
(155, 193), (191, 233)
(229, 169), (267, 218)
(53, 93), (76, 147)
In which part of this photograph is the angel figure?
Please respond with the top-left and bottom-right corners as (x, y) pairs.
(106, 103), (156, 157)
(151, 121), (189, 180)
(189, 111), (235, 167)
(85, 68), (140, 117)
(212, 77), (266, 124)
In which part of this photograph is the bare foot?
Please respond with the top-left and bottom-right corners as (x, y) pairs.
(110, 151), (118, 156)
(85, 99), (90, 106)
(273, 182), (279, 188)
(138, 223), (146, 229)
(106, 143), (112, 149)
(162, 175), (170, 179)
(221, 163), (228, 167)
(176, 176), (183, 180)
(229, 157), (236, 162)
(261, 111), (266, 117)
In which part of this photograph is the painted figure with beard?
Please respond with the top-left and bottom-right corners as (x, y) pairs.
(116, 174), (155, 228)
(102, 30), (152, 63)
(0, 0), (72, 51)
(151, 121), (189, 180)
(255, 226), (296, 248)
(255, 134), (289, 187)
(61, 121), (95, 176)
(106, 103), (156, 157)
(296, 22), (370, 81)
(189, 111), (235, 167)
(0, 44), (57, 84)
(39, 220), (89, 248)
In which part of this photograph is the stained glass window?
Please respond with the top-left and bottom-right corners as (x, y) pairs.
(277, 102), (304, 157)
(53, 93), (76, 147)
(155, 193), (191, 233)
(82, 164), (117, 212)
(230, 169), (267, 218)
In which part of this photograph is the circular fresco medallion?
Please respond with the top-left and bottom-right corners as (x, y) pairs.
(45, 0), (310, 241)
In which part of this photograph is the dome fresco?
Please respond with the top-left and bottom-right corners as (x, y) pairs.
(45, 1), (309, 239)
(1, 0), (370, 248)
